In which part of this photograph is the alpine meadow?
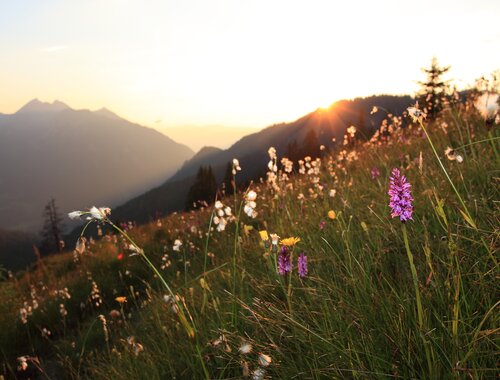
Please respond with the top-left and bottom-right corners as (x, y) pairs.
(0, 1), (499, 379)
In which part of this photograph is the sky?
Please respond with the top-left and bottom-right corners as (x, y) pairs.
(1, 0), (499, 134)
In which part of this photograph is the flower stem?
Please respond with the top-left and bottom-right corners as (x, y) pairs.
(418, 120), (497, 265)
(109, 222), (196, 339)
(402, 224), (433, 376)
(418, 120), (473, 226)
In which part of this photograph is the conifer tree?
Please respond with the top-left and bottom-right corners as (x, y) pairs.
(185, 166), (218, 210)
(418, 57), (451, 120)
(40, 198), (64, 254)
(302, 129), (321, 159)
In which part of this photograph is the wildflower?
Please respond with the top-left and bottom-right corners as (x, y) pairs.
(244, 190), (258, 218)
(327, 210), (336, 220)
(59, 303), (68, 317)
(212, 201), (233, 231)
(444, 147), (463, 163)
(99, 315), (109, 342)
(259, 230), (269, 241)
(297, 253), (308, 278)
(108, 309), (121, 318)
(89, 206), (111, 220)
(73, 236), (86, 254)
(232, 158), (242, 175)
(117, 253), (124, 260)
(371, 167), (380, 179)
(280, 237), (301, 246)
(270, 233), (279, 246)
(319, 220), (326, 230)
(329, 189), (336, 197)
(68, 211), (84, 220)
(246, 190), (257, 201)
(239, 342), (253, 354)
(115, 296), (127, 304)
(41, 327), (52, 338)
(407, 102), (425, 123)
(257, 353), (272, 367)
(127, 336), (144, 356)
(268, 147), (277, 160)
(19, 307), (28, 324)
(216, 217), (227, 232)
(17, 356), (28, 371)
(388, 168), (414, 222)
(278, 246), (292, 275)
(127, 244), (144, 255)
(475, 93), (499, 120)
(90, 280), (103, 307)
(281, 157), (294, 173)
(252, 368), (266, 380)
(173, 239), (183, 252)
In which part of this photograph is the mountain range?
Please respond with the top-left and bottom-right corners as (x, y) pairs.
(0, 99), (194, 233)
(1, 94), (413, 270)
(111, 95), (413, 224)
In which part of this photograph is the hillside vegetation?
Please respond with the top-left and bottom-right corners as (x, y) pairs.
(1, 95), (498, 379)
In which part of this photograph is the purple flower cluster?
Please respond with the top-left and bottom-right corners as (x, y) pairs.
(371, 167), (381, 179)
(278, 247), (309, 278)
(278, 246), (292, 275)
(388, 168), (413, 222)
(297, 253), (308, 278)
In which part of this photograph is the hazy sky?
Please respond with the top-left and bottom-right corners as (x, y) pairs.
(1, 0), (499, 131)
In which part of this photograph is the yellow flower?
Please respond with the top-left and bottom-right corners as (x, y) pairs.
(115, 296), (127, 304)
(280, 237), (301, 246)
(259, 230), (269, 241)
(328, 210), (336, 220)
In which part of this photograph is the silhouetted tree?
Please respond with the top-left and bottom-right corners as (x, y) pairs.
(185, 166), (217, 210)
(285, 140), (301, 162)
(356, 107), (369, 140)
(40, 198), (64, 254)
(302, 129), (321, 159)
(418, 57), (451, 120)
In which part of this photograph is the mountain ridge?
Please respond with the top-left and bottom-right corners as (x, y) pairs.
(0, 100), (194, 234)
(111, 94), (413, 224)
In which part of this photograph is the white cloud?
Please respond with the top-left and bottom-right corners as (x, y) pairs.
(40, 45), (68, 53)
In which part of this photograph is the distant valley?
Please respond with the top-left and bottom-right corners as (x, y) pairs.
(1, 94), (412, 270)
(0, 99), (194, 233)
(160, 125), (261, 151)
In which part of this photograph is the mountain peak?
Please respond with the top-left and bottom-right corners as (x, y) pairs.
(17, 99), (70, 114)
(93, 107), (121, 120)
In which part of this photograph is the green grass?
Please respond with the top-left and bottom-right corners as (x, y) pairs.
(1, 102), (498, 379)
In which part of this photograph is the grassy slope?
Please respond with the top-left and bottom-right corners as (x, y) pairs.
(1, 102), (498, 379)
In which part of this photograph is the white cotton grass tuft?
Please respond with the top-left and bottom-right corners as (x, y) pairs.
(257, 353), (272, 367)
(407, 102), (426, 123)
(444, 147), (463, 163)
(173, 239), (182, 252)
(232, 158), (242, 175)
(89, 206), (111, 220)
(238, 341), (253, 354)
(244, 190), (258, 218)
(475, 93), (499, 120)
(252, 368), (266, 380)
(68, 211), (84, 220)
(68, 207), (111, 221)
